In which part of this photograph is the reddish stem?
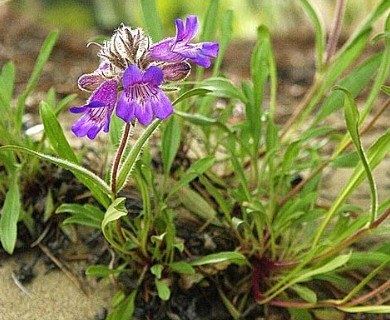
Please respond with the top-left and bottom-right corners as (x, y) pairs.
(110, 122), (131, 197)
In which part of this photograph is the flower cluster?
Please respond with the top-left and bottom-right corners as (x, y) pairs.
(70, 16), (219, 139)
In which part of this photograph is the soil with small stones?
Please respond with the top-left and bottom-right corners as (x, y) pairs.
(1, 5), (389, 320)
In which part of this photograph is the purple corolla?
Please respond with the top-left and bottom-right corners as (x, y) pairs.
(70, 79), (118, 139)
(116, 65), (173, 126)
(150, 15), (219, 68)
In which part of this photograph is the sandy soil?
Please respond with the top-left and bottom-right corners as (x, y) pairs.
(0, 250), (114, 320)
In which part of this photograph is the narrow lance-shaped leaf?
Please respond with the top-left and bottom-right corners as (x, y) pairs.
(191, 251), (249, 266)
(40, 102), (78, 163)
(338, 0), (390, 58)
(314, 52), (382, 124)
(0, 61), (15, 114)
(101, 197), (128, 246)
(298, 0), (326, 71)
(166, 156), (215, 199)
(57, 203), (104, 229)
(162, 116), (181, 183)
(249, 25), (271, 157)
(338, 87), (378, 223)
(196, 0), (219, 81)
(314, 129), (390, 246)
(360, 14), (390, 122)
(0, 173), (21, 254)
(140, 0), (163, 41)
(0, 145), (111, 208)
(16, 30), (59, 132)
(212, 9), (233, 76)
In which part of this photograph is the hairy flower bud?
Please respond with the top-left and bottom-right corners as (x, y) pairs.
(97, 25), (151, 70)
(160, 61), (191, 81)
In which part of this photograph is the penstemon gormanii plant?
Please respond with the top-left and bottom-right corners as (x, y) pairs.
(1, 1), (390, 319)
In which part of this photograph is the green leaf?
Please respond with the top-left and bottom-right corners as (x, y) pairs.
(167, 156), (215, 199)
(249, 25), (271, 155)
(40, 102), (78, 163)
(291, 284), (317, 303)
(57, 203), (104, 229)
(338, 306), (390, 314)
(140, 0), (162, 41)
(296, 254), (351, 283)
(360, 13), (390, 122)
(199, 176), (232, 221)
(151, 264), (164, 279)
(85, 265), (123, 277)
(102, 197), (127, 240)
(169, 261), (195, 275)
(346, 251), (390, 269)
(331, 151), (359, 168)
(0, 61), (15, 113)
(43, 189), (55, 222)
(201, 0), (219, 42)
(341, 0), (390, 56)
(316, 129), (390, 244)
(176, 186), (218, 223)
(195, 0), (219, 82)
(217, 286), (241, 319)
(316, 28), (371, 111)
(228, 150), (251, 201)
(109, 112), (125, 147)
(297, 0), (325, 71)
(16, 30), (59, 132)
(0, 145), (111, 208)
(155, 279), (171, 301)
(172, 88), (211, 106)
(162, 116), (181, 181)
(108, 290), (137, 320)
(191, 251), (249, 266)
(212, 9), (233, 76)
(339, 87), (378, 223)
(315, 53), (382, 123)
(55, 93), (77, 115)
(0, 173), (21, 254)
(198, 77), (246, 101)
(382, 85), (390, 96)
(288, 308), (314, 320)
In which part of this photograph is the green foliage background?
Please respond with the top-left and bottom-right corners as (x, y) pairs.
(11, 0), (384, 38)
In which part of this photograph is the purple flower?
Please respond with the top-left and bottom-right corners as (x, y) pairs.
(70, 79), (118, 139)
(116, 65), (173, 125)
(150, 15), (219, 68)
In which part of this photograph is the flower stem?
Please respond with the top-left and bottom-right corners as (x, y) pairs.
(111, 122), (132, 199)
(325, 0), (346, 65)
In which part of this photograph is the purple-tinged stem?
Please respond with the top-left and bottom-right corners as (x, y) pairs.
(110, 122), (131, 198)
(110, 122), (132, 245)
(325, 0), (346, 64)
